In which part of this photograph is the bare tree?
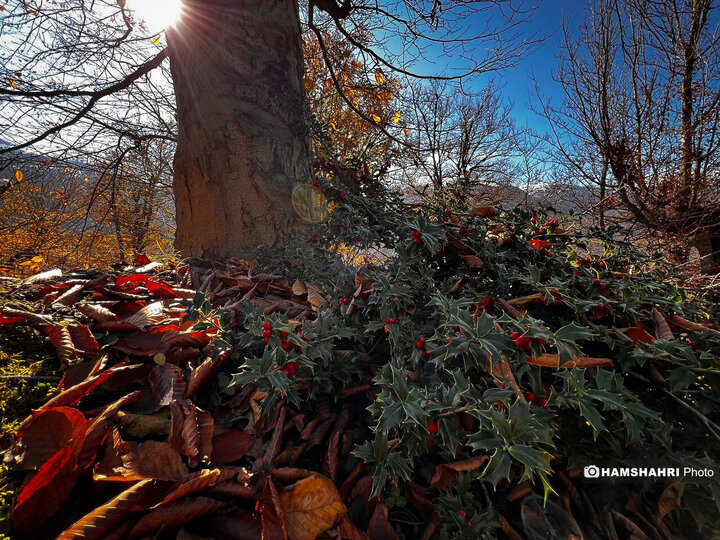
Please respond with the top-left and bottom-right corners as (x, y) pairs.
(1, 0), (537, 259)
(536, 0), (720, 271)
(397, 79), (518, 203)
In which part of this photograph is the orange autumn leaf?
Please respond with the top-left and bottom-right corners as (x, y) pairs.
(279, 474), (347, 540)
(15, 170), (23, 182)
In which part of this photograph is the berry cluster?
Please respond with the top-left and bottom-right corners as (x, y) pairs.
(543, 289), (562, 306)
(591, 303), (612, 319)
(523, 391), (549, 409)
(274, 361), (300, 376)
(510, 331), (546, 351)
(458, 508), (472, 528)
(592, 279), (610, 296)
(426, 418), (439, 434)
(383, 317), (396, 333)
(576, 257), (606, 270)
(416, 336), (430, 358)
(262, 321), (272, 345)
(411, 230), (422, 244)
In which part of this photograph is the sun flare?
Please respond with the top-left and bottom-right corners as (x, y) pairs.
(126, 0), (184, 31)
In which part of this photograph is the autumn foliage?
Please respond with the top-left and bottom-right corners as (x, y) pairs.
(1, 157), (720, 539)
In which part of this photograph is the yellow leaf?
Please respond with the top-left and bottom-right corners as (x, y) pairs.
(84, 177), (90, 183)
(279, 474), (347, 540)
(330, 123), (338, 132)
(153, 353), (166, 365)
(392, 111), (401, 124)
(372, 114), (381, 123)
(30, 255), (43, 263)
(14, 170), (23, 182)
(375, 71), (383, 84)
(9, 79), (17, 89)
(152, 35), (160, 44)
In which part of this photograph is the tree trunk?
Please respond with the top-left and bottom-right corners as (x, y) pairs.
(167, 0), (309, 259)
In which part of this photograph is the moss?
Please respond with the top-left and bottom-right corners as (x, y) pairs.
(0, 326), (58, 538)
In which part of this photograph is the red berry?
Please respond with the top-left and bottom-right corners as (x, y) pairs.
(513, 336), (532, 350)
(427, 419), (439, 434)
(262, 321), (272, 330)
(421, 350), (430, 358)
(262, 329), (271, 338)
(458, 509), (467, 517)
(535, 338), (547, 346)
(509, 331), (521, 340)
(446, 337), (452, 343)
(413, 237), (422, 244)
(280, 331), (289, 339)
(524, 391), (536, 402)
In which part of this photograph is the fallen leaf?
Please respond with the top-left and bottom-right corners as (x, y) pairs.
(149, 363), (186, 407)
(210, 430), (256, 465)
(13, 446), (78, 534)
(7, 407), (87, 470)
(128, 496), (226, 539)
(279, 473), (347, 540)
(116, 410), (171, 438)
(58, 479), (161, 540)
(431, 455), (490, 490)
(366, 503), (399, 540)
(470, 206), (500, 217)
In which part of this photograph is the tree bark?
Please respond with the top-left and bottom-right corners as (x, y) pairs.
(167, 0), (309, 259)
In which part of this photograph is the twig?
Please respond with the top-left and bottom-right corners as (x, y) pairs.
(0, 375), (60, 382)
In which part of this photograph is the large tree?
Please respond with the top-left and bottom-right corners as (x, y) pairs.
(1, 0), (534, 259)
(536, 0), (720, 271)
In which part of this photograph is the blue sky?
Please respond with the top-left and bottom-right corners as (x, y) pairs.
(492, 0), (585, 133)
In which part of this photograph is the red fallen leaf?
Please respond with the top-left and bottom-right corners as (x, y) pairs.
(259, 478), (289, 540)
(41, 368), (116, 410)
(45, 325), (77, 366)
(149, 364), (186, 407)
(58, 479), (165, 540)
(134, 253), (151, 266)
(7, 407), (87, 470)
(124, 300), (166, 329)
(145, 278), (177, 298)
(185, 355), (225, 398)
(78, 390), (144, 469)
(128, 496), (226, 539)
(13, 446), (78, 535)
(0, 315), (26, 324)
(210, 431), (256, 465)
(162, 330), (213, 348)
(169, 400), (185, 452)
(367, 503), (399, 540)
(622, 326), (655, 344)
(159, 468), (238, 505)
(67, 324), (99, 355)
(460, 254), (484, 268)
(430, 455), (490, 491)
(116, 274), (153, 288)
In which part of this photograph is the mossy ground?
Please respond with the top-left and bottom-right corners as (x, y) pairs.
(0, 325), (57, 538)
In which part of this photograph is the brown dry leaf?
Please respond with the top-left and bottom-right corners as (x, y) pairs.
(160, 468), (238, 505)
(527, 353), (613, 369)
(651, 308), (674, 340)
(202, 508), (262, 540)
(185, 355), (224, 398)
(6, 407), (87, 470)
(460, 254), (484, 268)
(622, 326), (655, 344)
(58, 479), (159, 540)
(114, 440), (188, 482)
(77, 302), (117, 323)
(210, 430), (256, 465)
(260, 478), (289, 540)
(279, 473), (347, 540)
(45, 325), (77, 365)
(127, 496), (226, 539)
(124, 300), (166, 328)
(78, 390), (144, 469)
(306, 283), (328, 311)
(149, 363), (186, 407)
(430, 455), (489, 490)
(366, 503), (399, 540)
(658, 482), (684, 521)
(469, 206), (500, 217)
(292, 279), (308, 296)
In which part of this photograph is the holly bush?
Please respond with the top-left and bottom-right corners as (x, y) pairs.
(207, 157), (720, 538)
